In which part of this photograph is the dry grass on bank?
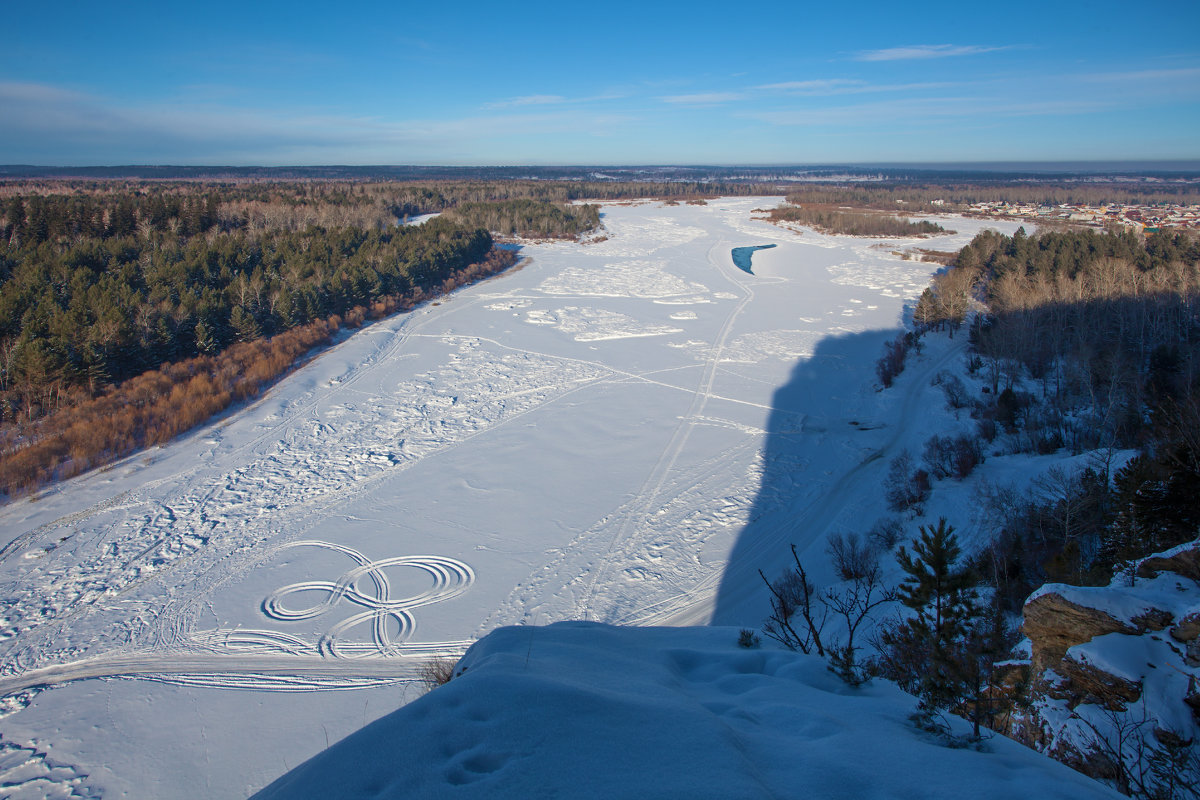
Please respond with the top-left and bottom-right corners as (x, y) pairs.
(0, 248), (517, 501)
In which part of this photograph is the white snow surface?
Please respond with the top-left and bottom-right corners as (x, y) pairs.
(0, 198), (1029, 797)
(1029, 571), (1199, 628)
(254, 622), (1119, 799)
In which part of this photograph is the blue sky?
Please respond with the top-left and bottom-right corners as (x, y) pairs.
(3, 0), (1198, 165)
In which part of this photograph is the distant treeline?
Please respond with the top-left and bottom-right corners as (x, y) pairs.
(767, 203), (949, 237)
(443, 199), (601, 239)
(382, 180), (767, 219)
(6, 163), (1197, 186)
(783, 183), (1200, 213)
(0, 180), (763, 238)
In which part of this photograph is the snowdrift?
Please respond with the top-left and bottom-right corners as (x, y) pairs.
(255, 623), (1118, 799)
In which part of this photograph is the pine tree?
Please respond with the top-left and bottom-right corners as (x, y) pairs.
(877, 519), (983, 723)
(229, 305), (262, 343)
(895, 518), (973, 640)
(194, 320), (217, 355)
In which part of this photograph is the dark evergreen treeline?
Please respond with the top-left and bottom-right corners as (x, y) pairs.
(2, 190), (228, 245)
(443, 199), (601, 239)
(0, 215), (492, 423)
(767, 203), (949, 237)
(909, 227), (1200, 603)
(0, 179), (762, 241)
(384, 179), (767, 218)
(0, 248), (518, 498)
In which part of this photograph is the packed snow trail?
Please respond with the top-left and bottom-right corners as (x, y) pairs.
(578, 238), (756, 619)
(0, 653), (443, 697)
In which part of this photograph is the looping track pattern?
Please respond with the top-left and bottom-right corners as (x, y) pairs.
(261, 541), (474, 659)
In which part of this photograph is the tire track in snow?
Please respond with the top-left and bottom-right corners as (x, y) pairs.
(643, 336), (970, 627)
(0, 293), (596, 678)
(573, 238), (757, 620)
(0, 653), (447, 698)
(259, 541), (474, 659)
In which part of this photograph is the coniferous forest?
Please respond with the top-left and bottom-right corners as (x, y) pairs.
(0, 178), (783, 498)
(901, 226), (1200, 601)
(0, 182), (614, 496)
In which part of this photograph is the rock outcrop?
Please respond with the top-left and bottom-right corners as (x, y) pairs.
(1014, 541), (1200, 792)
(1023, 592), (1138, 672)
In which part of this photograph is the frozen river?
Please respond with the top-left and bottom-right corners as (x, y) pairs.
(0, 198), (1018, 797)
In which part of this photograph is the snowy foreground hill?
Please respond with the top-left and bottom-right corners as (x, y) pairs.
(256, 623), (1119, 799)
(0, 199), (1026, 796)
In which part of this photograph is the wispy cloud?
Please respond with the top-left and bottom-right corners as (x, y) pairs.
(0, 81), (89, 104)
(483, 92), (626, 110)
(756, 79), (954, 96)
(0, 80), (636, 164)
(484, 94), (568, 109)
(854, 44), (1012, 62)
(1077, 66), (1200, 86)
(756, 79), (863, 93)
(659, 92), (744, 105)
(748, 95), (1111, 127)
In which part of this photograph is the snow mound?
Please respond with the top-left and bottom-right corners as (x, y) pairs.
(255, 623), (1117, 799)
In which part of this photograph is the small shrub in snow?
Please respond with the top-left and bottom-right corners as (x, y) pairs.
(935, 372), (970, 410)
(994, 387), (1022, 429)
(827, 531), (875, 580)
(908, 709), (953, 741)
(737, 628), (761, 648)
(761, 543), (896, 686)
(950, 436), (984, 479)
(976, 417), (998, 443)
(905, 331), (924, 357)
(868, 518), (905, 550)
(922, 435), (955, 480)
(417, 656), (458, 692)
(876, 334), (909, 388)
(885, 450), (929, 512)
(922, 434), (984, 480)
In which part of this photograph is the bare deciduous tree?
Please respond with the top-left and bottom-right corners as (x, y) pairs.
(761, 540), (897, 686)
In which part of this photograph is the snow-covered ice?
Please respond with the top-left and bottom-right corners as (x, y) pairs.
(0, 198), (1024, 797)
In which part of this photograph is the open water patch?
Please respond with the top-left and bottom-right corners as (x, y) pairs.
(731, 244), (776, 275)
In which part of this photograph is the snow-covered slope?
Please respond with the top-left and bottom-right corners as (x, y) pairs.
(255, 623), (1120, 799)
(0, 199), (1022, 797)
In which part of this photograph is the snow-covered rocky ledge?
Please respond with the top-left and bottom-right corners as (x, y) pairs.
(255, 623), (1117, 799)
(1017, 541), (1200, 785)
